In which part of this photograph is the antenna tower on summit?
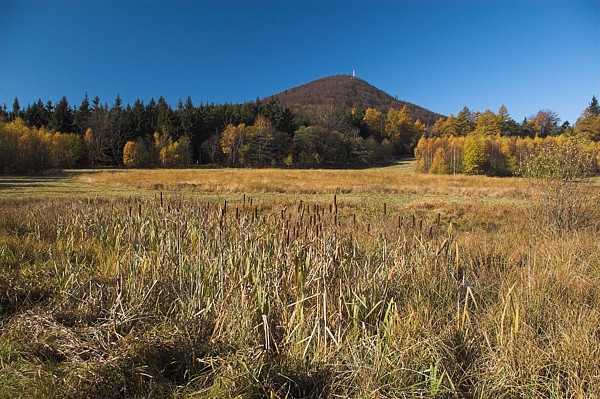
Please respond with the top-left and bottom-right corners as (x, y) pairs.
(352, 69), (356, 79)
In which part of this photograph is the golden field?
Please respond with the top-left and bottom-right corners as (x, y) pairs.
(0, 163), (599, 398)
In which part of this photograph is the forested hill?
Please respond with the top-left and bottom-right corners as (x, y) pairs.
(267, 75), (443, 126)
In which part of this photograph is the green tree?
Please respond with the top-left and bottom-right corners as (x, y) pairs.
(456, 106), (475, 136)
(292, 126), (322, 167)
(11, 97), (21, 121)
(156, 96), (176, 136)
(87, 98), (113, 165)
(22, 99), (49, 129)
(109, 95), (129, 165)
(50, 96), (74, 133)
(74, 93), (91, 135)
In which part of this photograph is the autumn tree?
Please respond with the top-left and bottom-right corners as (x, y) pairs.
(529, 109), (560, 137)
(413, 119), (427, 139)
(122, 140), (140, 167)
(385, 106), (417, 154)
(429, 146), (448, 174)
(463, 133), (487, 175)
(363, 107), (385, 139)
(160, 136), (192, 167)
(220, 123), (246, 165)
(447, 136), (465, 174)
(431, 117), (448, 138)
(240, 115), (276, 166)
(49, 131), (84, 168)
(0, 120), (20, 173)
(575, 96), (600, 141)
(474, 110), (502, 136)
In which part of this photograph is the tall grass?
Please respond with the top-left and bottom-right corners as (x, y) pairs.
(0, 179), (598, 398)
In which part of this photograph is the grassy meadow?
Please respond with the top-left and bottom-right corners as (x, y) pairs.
(1, 162), (599, 398)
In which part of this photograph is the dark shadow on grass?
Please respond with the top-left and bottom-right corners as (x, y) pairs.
(0, 172), (74, 190)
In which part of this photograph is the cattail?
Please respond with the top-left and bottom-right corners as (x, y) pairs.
(353, 213), (356, 225)
(160, 191), (163, 207)
(412, 214), (416, 228)
(398, 215), (402, 229)
(383, 203), (387, 216)
(419, 219), (423, 231)
(437, 212), (441, 227)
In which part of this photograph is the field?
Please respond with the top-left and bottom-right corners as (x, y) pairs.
(1, 162), (599, 398)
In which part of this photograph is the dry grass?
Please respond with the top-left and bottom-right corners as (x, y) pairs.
(77, 163), (528, 197)
(0, 165), (599, 398)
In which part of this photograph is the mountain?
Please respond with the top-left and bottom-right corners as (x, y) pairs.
(266, 74), (443, 126)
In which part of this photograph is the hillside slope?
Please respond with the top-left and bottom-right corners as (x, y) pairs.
(267, 74), (443, 126)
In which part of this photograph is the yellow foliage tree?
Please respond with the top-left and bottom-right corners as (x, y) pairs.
(429, 147), (448, 174)
(363, 107), (385, 139)
(385, 106), (417, 153)
(220, 123), (246, 165)
(123, 140), (138, 167)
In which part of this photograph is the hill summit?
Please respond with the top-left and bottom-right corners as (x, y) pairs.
(267, 74), (443, 126)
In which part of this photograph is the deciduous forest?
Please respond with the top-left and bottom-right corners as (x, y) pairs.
(1, 91), (599, 175)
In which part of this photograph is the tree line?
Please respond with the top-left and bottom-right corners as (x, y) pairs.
(413, 97), (600, 177)
(1, 94), (599, 174)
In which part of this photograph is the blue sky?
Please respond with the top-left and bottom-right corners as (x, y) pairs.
(1, 0), (598, 124)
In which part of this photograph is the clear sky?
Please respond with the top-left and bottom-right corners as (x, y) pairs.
(1, 0), (598, 124)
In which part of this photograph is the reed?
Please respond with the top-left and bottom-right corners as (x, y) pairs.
(0, 169), (598, 398)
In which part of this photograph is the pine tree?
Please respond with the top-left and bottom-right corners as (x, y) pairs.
(587, 96), (600, 116)
(11, 97), (20, 121)
(50, 97), (74, 133)
(74, 93), (91, 135)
